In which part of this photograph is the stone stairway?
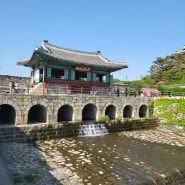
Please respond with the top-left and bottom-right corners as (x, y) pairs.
(0, 126), (29, 143)
(28, 82), (45, 95)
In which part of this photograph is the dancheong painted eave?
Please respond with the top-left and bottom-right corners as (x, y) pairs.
(17, 40), (128, 72)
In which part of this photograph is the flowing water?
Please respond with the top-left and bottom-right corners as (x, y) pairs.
(40, 131), (185, 185)
(78, 122), (108, 137)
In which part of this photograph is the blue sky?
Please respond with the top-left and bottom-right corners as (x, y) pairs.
(0, 0), (185, 81)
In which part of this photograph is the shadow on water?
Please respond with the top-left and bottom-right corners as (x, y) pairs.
(0, 125), (62, 185)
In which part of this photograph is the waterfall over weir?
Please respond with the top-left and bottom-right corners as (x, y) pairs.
(78, 122), (108, 137)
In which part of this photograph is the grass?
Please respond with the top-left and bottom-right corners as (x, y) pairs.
(14, 174), (35, 183)
(40, 157), (47, 164)
(24, 175), (35, 182)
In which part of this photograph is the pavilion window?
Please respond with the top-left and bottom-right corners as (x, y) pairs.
(47, 68), (52, 79)
(97, 74), (105, 82)
(34, 69), (40, 83)
(110, 74), (113, 86)
(93, 72), (107, 83)
(64, 69), (68, 80)
(102, 76), (105, 82)
(105, 74), (109, 83)
(93, 73), (97, 82)
(87, 72), (91, 81)
(40, 69), (44, 82)
(71, 70), (75, 80)
(75, 71), (88, 81)
(51, 68), (65, 79)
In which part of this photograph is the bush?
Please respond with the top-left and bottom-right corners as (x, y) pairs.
(100, 115), (110, 121)
(40, 157), (47, 164)
(156, 85), (185, 96)
(24, 175), (34, 182)
(153, 98), (185, 126)
(148, 101), (154, 117)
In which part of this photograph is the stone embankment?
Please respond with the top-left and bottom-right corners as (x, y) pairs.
(0, 124), (185, 185)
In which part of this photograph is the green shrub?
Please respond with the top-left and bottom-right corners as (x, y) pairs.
(14, 177), (23, 183)
(148, 101), (154, 117)
(40, 157), (47, 164)
(24, 175), (34, 182)
(100, 115), (110, 121)
(156, 85), (185, 96)
(153, 98), (185, 126)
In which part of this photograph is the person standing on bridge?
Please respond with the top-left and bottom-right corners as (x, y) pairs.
(15, 82), (18, 93)
(9, 82), (12, 94)
(125, 88), (128, 97)
(117, 87), (120, 97)
(11, 81), (15, 94)
(93, 88), (97, 96)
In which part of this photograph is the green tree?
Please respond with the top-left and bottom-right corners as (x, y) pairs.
(149, 57), (165, 82)
(141, 75), (155, 87)
(113, 78), (123, 84)
(149, 52), (185, 84)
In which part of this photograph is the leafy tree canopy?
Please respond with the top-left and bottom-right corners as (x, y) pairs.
(113, 50), (185, 91)
(148, 52), (185, 84)
(113, 78), (123, 84)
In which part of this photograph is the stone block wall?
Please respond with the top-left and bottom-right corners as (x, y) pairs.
(0, 94), (153, 125)
(0, 118), (159, 142)
(30, 118), (159, 141)
(106, 118), (159, 133)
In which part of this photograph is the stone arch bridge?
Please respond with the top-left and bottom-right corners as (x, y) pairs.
(0, 94), (153, 125)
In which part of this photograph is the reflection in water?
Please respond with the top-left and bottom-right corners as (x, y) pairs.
(39, 132), (185, 185)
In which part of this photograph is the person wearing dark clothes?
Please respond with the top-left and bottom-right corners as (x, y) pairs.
(168, 91), (171, 97)
(125, 88), (128, 97)
(117, 87), (120, 97)
(138, 91), (141, 97)
(114, 88), (117, 96)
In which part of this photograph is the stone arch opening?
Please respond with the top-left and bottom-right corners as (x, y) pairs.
(105, 105), (116, 120)
(58, 104), (73, 122)
(139, 104), (147, 118)
(28, 104), (47, 124)
(0, 104), (15, 124)
(82, 104), (97, 121)
(123, 105), (133, 118)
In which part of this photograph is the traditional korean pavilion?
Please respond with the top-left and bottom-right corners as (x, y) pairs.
(18, 40), (128, 95)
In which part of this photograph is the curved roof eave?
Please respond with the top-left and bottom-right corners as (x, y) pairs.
(42, 41), (127, 67)
(37, 51), (128, 71)
(17, 40), (128, 72)
(17, 58), (31, 66)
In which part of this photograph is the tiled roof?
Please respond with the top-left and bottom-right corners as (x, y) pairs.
(17, 58), (30, 65)
(18, 40), (128, 71)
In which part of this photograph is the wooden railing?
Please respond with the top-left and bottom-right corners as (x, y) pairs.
(46, 84), (110, 96)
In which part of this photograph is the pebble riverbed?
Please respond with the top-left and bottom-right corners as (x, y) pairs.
(1, 125), (185, 185)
